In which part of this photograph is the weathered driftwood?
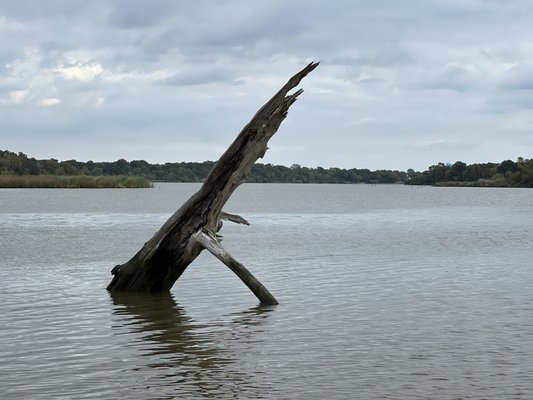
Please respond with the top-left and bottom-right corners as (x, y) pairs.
(107, 62), (319, 304)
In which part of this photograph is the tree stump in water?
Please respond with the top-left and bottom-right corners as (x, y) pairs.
(107, 62), (319, 304)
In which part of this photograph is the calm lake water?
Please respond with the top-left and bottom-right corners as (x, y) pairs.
(1, 183), (532, 399)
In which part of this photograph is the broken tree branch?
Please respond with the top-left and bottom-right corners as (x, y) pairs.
(107, 62), (319, 304)
(193, 230), (278, 305)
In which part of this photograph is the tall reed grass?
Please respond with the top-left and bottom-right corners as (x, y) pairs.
(0, 175), (153, 188)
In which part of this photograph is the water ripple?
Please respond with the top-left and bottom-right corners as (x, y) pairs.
(1, 185), (533, 399)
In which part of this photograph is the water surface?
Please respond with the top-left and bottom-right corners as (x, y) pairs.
(1, 184), (532, 399)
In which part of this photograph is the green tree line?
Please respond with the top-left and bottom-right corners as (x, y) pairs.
(0, 150), (407, 184)
(2, 150), (532, 186)
(407, 158), (533, 187)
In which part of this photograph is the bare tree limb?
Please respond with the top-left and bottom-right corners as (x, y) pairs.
(193, 230), (278, 305)
(107, 62), (319, 303)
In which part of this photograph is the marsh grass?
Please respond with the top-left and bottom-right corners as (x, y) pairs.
(0, 175), (153, 188)
(433, 177), (518, 188)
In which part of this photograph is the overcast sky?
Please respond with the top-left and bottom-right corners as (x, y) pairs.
(1, 0), (532, 170)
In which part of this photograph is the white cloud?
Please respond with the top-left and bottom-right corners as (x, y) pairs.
(0, 16), (25, 32)
(349, 117), (376, 126)
(7, 89), (30, 104)
(102, 69), (172, 83)
(94, 97), (105, 108)
(501, 110), (533, 131)
(414, 139), (448, 148)
(57, 63), (103, 81)
(38, 97), (61, 107)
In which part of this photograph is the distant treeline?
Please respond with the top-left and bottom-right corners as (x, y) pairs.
(1, 150), (532, 187)
(407, 158), (533, 187)
(0, 150), (407, 184)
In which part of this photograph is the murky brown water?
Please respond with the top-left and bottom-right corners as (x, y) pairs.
(1, 184), (532, 399)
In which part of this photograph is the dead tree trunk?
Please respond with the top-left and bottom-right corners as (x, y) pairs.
(107, 62), (319, 304)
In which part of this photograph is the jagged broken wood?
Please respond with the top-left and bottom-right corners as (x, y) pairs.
(107, 62), (319, 304)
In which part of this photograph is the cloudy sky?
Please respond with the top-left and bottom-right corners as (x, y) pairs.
(1, 0), (532, 171)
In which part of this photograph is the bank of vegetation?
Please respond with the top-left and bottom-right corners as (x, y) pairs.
(406, 158), (533, 188)
(1, 150), (532, 188)
(0, 150), (407, 184)
(0, 174), (152, 189)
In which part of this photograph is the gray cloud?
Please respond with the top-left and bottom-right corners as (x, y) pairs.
(108, 0), (175, 29)
(499, 65), (533, 91)
(161, 67), (239, 86)
(331, 46), (414, 68)
(1, 0), (533, 170)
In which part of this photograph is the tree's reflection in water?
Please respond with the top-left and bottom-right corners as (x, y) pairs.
(110, 292), (276, 398)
